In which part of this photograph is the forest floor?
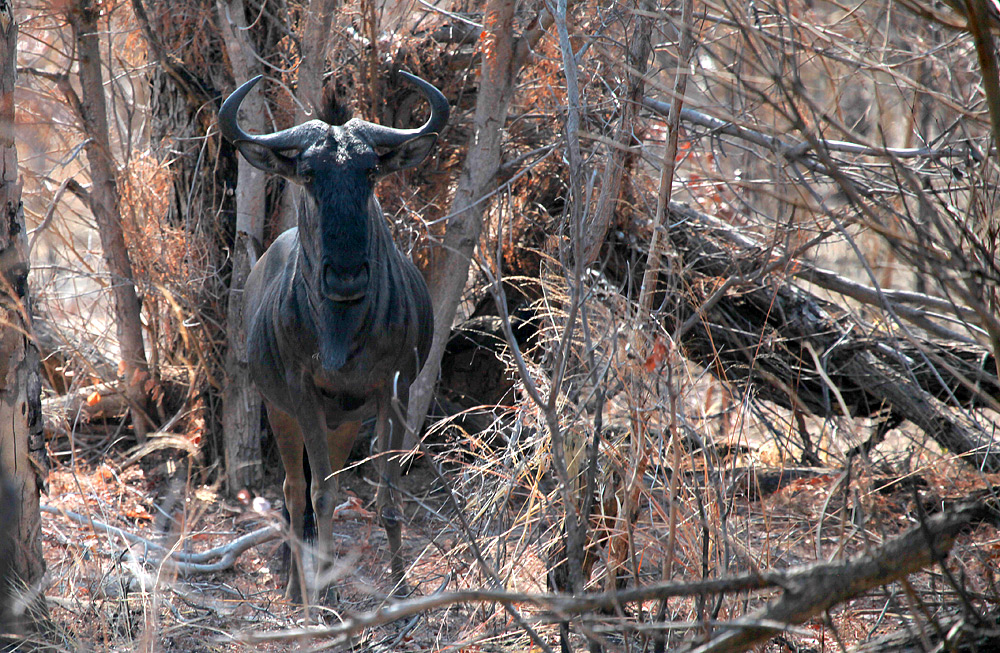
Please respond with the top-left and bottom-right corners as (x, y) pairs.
(30, 426), (1000, 652)
(38, 445), (556, 652)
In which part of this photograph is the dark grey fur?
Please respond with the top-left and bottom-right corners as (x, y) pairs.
(219, 72), (445, 601)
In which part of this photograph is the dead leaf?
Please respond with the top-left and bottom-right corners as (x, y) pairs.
(126, 507), (152, 521)
(643, 337), (667, 372)
(333, 496), (374, 521)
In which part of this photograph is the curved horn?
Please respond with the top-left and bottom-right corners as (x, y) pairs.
(219, 75), (264, 145)
(352, 71), (449, 147)
(219, 76), (321, 150)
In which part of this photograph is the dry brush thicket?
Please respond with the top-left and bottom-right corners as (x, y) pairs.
(9, 0), (1000, 651)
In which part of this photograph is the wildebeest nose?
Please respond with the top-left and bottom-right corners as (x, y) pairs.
(322, 261), (369, 301)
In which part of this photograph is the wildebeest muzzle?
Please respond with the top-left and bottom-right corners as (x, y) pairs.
(321, 260), (369, 302)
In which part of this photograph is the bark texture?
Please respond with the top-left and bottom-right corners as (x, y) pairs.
(67, 0), (153, 442)
(690, 495), (1000, 653)
(217, 0), (267, 491)
(0, 1), (49, 634)
(633, 202), (1000, 471)
(406, 0), (522, 442)
(584, 2), (653, 267)
(295, 0), (337, 120)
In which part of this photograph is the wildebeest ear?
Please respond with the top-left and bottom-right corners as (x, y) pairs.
(235, 141), (299, 179)
(378, 134), (438, 174)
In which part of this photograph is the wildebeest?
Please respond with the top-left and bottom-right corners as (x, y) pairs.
(219, 71), (444, 602)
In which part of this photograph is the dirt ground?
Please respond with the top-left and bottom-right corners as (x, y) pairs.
(28, 425), (1000, 652)
(36, 446), (552, 651)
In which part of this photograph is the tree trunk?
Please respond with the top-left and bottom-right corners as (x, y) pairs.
(0, 3), (49, 635)
(275, 0), (337, 235)
(217, 0), (267, 492)
(67, 0), (152, 442)
(583, 2), (653, 267)
(640, 202), (1000, 472)
(296, 0), (337, 120)
(404, 4), (559, 445)
(405, 0), (523, 444)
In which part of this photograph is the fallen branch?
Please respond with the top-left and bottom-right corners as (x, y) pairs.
(679, 206), (985, 340)
(687, 495), (1000, 652)
(238, 575), (772, 646)
(631, 202), (1000, 471)
(850, 606), (1000, 652)
(41, 504), (280, 575)
(239, 495), (999, 648)
(42, 384), (129, 430)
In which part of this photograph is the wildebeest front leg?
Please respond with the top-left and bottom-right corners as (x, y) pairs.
(295, 396), (338, 602)
(265, 402), (309, 603)
(326, 421), (361, 486)
(375, 392), (408, 594)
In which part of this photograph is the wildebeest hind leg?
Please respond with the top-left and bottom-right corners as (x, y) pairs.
(375, 393), (408, 596)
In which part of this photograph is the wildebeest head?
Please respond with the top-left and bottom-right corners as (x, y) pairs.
(219, 72), (448, 302)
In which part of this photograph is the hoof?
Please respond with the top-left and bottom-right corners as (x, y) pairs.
(284, 573), (310, 605)
(390, 579), (410, 599)
(319, 584), (339, 606)
(284, 585), (307, 605)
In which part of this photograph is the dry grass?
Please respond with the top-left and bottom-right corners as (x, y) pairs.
(29, 421), (1000, 651)
(12, 0), (1000, 650)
